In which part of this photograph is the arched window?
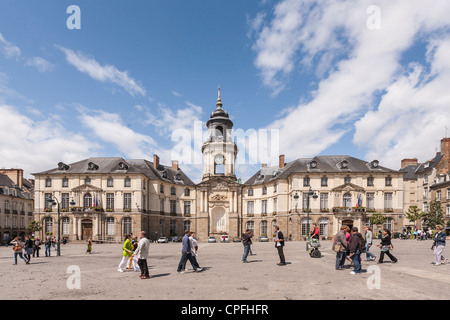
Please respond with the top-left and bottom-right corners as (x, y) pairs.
(383, 218), (393, 232)
(301, 218), (310, 236)
(123, 217), (132, 235)
(261, 220), (268, 236)
(319, 218), (328, 237)
(246, 221), (254, 233)
(343, 193), (352, 208)
(83, 193), (92, 208)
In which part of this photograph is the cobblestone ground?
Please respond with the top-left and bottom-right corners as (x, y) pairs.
(0, 239), (449, 300)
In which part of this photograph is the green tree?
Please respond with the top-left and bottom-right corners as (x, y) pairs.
(424, 201), (445, 229)
(27, 220), (42, 235)
(369, 212), (388, 227)
(404, 205), (425, 228)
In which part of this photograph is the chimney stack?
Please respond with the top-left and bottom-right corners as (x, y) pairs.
(440, 137), (450, 173)
(400, 158), (418, 169)
(153, 154), (160, 169)
(172, 160), (179, 171)
(0, 168), (23, 188)
(279, 155), (285, 169)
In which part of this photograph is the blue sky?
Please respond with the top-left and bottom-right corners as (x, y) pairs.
(1, 0), (450, 182)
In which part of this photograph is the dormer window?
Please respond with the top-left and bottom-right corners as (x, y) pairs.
(162, 171), (168, 179)
(175, 173), (182, 181)
(58, 162), (70, 171)
(340, 160), (349, 169)
(370, 160), (379, 169)
(310, 160), (317, 169)
(87, 162), (99, 170)
(118, 162), (129, 170)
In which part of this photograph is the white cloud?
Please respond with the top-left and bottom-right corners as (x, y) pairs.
(78, 109), (157, 159)
(0, 33), (21, 59)
(0, 104), (99, 178)
(25, 56), (54, 72)
(58, 46), (146, 97)
(253, 0), (450, 168)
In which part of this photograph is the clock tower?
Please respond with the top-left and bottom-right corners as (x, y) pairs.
(201, 86), (238, 181)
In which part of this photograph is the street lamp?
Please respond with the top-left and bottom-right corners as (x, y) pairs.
(46, 197), (75, 256)
(305, 187), (318, 240)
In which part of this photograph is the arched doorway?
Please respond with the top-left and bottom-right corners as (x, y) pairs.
(211, 207), (226, 234)
(81, 219), (93, 240)
(342, 219), (353, 231)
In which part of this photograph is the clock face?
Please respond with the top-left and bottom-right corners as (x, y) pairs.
(214, 154), (224, 165)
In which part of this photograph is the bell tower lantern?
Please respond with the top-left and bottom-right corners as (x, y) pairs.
(202, 87), (238, 181)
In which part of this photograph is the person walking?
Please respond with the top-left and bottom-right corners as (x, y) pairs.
(23, 235), (33, 264)
(133, 231), (151, 279)
(332, 225), (348, 270)
(364, 226), (376, 261)
(44, 236), (52, 257)
(274, 226), (286, 266)
(33, 238), (41, 258)
(432, 225), (447, 266)
(10, 237), (27, 265)
(348, 227), (364, 275)
(86, 238), (92, 254)
(377, 229), (398, 264)
(177, 230), (202, 273)
(241, 229), (253, 263)
(118, 234), (134, 272)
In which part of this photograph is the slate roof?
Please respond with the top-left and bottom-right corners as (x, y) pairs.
(32, 157), (195, 186)
(0, 174), (34, 199)
(399, 164), (420, 180)
(244, 155), (398, 186)
(414, 154), (444, 174)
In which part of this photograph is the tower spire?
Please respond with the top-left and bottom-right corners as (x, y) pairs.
(216, 85), (222, 108)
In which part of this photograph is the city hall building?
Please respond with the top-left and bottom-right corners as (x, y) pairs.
(33, 89), (404, 242)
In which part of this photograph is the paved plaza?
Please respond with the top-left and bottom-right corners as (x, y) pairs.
(0, 239), (449, 300)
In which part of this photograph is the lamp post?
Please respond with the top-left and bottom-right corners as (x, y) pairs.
(46, 197), (75, 256)
(305, 187), (318, 242)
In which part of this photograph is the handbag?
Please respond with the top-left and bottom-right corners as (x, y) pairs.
(13, 244), (23, 252)
(334, 243), (342, 252)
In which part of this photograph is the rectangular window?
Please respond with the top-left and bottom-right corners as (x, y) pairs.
(184, 188), (190, 197)
(261, 200), (267, 215)
(367, 177), (374, 187)
(248, 188), (254, 196)
(62, 178), (69, 188)
(385, 177), (392, 187)
(61, 193), (69, 210)
(160, 198), (164, 213)
(447, 189), (450, 200)
(273, 198), (277, 213)
(45, 178), (52, 187)
(303, 177), (310, 187)
(170, 200), (176, 214)
(124, 177), (131, 187)
(302, 193), (308, 210)
(123, 193), (131, 210)
(160, 184), (164, 193)
(184, 201), (191, 215)
(367, 193), (375, 210)
(446, 204), (450, 217)
(107, 178), (114, 187)
(384, 192), (393, 210)
(247, 201), (254, 215)
(262, 186), (267, 195)
(436, 191), (441, 202)
(44, 193), (52, 209)
(423, 202), (428, 213)
(320, 193), (328, 210)
(321, 177), (328, 187)
(106, 193), (114, 210)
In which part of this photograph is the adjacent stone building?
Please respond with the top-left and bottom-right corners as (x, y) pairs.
(0, 169), (34, 244)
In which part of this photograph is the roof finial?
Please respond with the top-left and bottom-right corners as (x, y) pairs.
(216, 85), (222, 108)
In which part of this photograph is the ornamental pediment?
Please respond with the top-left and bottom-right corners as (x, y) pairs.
(210, 194), (227, 202)
(71, 183), (103, 193)
(332, 182), (365, 193)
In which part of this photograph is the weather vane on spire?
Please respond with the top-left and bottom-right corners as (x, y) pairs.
(216, 85), (222, 108)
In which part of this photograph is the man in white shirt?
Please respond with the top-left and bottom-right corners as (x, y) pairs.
(133, 231), (151, 279)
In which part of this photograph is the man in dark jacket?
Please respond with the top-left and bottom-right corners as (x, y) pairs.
(348, 227), (363, 275)
(242, 229), (253, 263)
(177, 230), (201, 274)
(274, 226), (286, 266)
